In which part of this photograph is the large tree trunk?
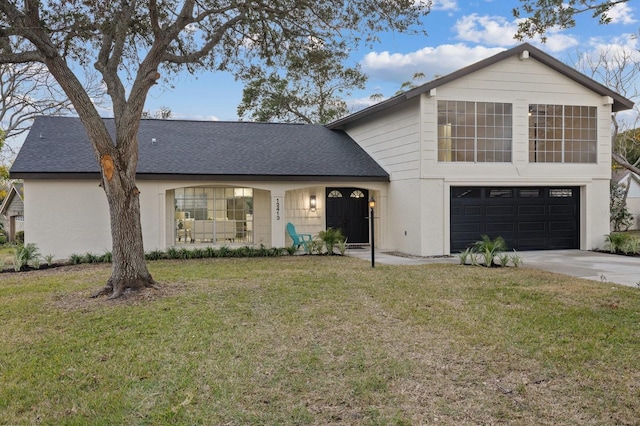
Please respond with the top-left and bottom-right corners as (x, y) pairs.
(91, 145), (156, 299)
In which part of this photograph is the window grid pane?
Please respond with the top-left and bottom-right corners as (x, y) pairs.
(175, 187), (253, 245)
(438, 101), (512, 163)
(529, 104), (596, 163)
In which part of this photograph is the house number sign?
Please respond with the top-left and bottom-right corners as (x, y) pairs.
(275, 198), (281, 221)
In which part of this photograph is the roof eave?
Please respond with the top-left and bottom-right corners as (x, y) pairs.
(11, 172), (390, 183)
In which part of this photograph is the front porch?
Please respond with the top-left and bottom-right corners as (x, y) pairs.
(167, 183), (384, 250)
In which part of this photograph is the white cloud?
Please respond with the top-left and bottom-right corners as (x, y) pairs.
(454, 14), (517, 46)
(431, 0), (457, 11)
(586, 34), (640, 62)
(453, 13), (578, 52)
(539, 31), (580, 53)
(606, 2), (636, 25)
(360, 43), (505, 83)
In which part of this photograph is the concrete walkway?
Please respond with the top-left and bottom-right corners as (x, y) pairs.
(347, 248), (640, 288)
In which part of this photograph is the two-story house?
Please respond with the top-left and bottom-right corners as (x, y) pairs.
(10, 43), (634, 259)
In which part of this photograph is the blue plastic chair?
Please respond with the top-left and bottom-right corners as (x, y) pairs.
(286, 222), (313, 252)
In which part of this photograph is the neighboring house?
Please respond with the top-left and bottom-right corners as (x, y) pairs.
(0, 183), (24, 242)
(612, 169), (640, 230)
(10, 43), (634, 260)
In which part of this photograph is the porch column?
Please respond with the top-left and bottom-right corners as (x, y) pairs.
(271, 192), (286, 247)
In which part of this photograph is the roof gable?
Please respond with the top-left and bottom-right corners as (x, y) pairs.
(0, 183), (24, 216)
(328, 43), (634, 129)
(11, 117), (389, 181)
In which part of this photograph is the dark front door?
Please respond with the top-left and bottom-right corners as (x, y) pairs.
(326, 187), (369, 244)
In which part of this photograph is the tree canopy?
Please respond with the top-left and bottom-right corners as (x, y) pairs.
(237, 45), (366, 124)
(0, 0), (430, 298)
(513, 0), (630, 41)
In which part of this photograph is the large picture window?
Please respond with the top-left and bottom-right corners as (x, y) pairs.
(174, 187), (253, 244)
(529, 104), (597, 163)
(438, 101), (512, 162)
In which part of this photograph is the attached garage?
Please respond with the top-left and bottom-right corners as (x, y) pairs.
(450, 186), (580, 252)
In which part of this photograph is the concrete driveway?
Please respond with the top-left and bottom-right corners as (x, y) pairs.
(347, 249), (640, 288)
(515, 250), (640, 288)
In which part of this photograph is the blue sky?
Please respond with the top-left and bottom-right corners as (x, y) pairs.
(138, 0), (639, 123)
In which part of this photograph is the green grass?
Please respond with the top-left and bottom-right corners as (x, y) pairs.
(1, 257), (640, 425)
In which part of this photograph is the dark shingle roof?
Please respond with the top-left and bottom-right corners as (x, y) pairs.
(11, 116), (389, 181)
(328, 43), (635, 129)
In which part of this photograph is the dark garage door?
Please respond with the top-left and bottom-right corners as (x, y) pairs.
(450, 186), (580, 252)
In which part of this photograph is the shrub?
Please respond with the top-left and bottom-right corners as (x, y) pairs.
(191, 248), (206, 259)
(458, 247), (473, 265)
(337, 238), (348, 256)
(43, 254), (55, 266)
(308, 239), (325, 255)
(217, 246), (231, 257)
(472, 235), (508, 267)
(269, 247), (284, 256)
(205, 246), (217, 258)
(13, 243), (40, 271)
(497, 252), (511, 267)
(610, 182), (634, 231)
(146, 249), (166, 261)
(621, 236), (640, 254)
(83, 252), (101, 263)
(318, 228), (345, 255)
(101, 251), (113, 263)
(69, 253), (83, 265)
(15, 231), (24, 244)
(510, 251), (522, 267)
(604, 232), (633, 253)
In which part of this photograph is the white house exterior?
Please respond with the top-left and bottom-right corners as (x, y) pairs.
(11, 44), (634, 260)
(330, 43), (633, 255)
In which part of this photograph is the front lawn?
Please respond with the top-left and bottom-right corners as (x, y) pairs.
(1, 257), (639, 424)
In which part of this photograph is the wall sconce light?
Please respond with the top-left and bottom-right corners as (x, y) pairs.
(310, 195), (317, 211)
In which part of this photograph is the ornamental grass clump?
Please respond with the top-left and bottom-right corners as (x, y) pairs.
(459, 235), (519, 268)
(472, 235), (508, 267)
(12, 243), (40, 272)
(604, 232), (640, 255)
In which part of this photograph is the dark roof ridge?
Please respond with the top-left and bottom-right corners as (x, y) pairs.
(37, 115), (317, 126)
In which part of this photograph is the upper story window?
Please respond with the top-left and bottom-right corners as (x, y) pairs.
(438, 101), (513, 163)
(529, 104), (597, 163)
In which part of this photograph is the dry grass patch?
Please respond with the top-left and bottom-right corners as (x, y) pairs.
(1, 257), (640, 424)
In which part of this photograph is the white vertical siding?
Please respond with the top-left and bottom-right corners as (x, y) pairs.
(284, 186), (324, 237)
(342, 98), (421, 180)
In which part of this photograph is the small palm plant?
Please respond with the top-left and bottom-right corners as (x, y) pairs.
(13, 243), (40, 271)
(472, 235), (508, 267)
(318, 228), (345, 255)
